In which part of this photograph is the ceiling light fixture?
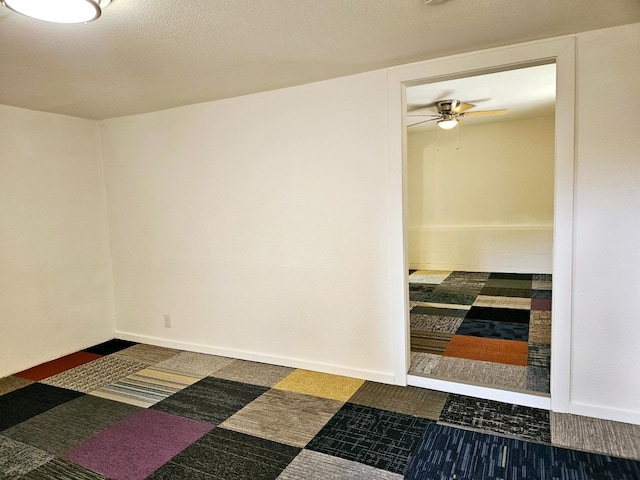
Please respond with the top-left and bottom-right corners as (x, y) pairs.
(1, 0), (111, 23)
(438, 118), (458, 130)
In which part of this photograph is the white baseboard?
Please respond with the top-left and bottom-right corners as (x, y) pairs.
(407, 374), (551, 410)
(567, 401), (640, 426)
(115, 331), (395, 384)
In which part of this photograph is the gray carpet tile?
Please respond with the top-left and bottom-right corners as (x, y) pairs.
(528, 343), (551, 368)
(526, 366), (550, 393)
(409, 352), (441, 376)
(348, 382), (447, 420)
(410, 314), (463, 334)
(151, 376), (268, 425)
(0, 383), (83, 431)
(18, 458), (109, 480)
(0, 376), (32, 396)
(3, 395), (140, 455)
(439, 394), (551, 443)
(551, 412), (640, 461)
(484, 278), (533, 289)
(306, 403), (432, 474)
(220, 389), (344, 448)
(41, 356), (147, 393)
(211, 360), (295, 387)
(113, 344), (181, 365)
(0, 435), (53, 479)
(431, 357), (527, 390)
(155, 351), (235, 376)
(149, 427), (300, 480)
(277, 449), (403, 480)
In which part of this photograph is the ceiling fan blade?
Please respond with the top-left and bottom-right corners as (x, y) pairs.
(463, 109), (508, 117)
(406, 114), (440, 117)
(452, 102), (475, 114)
(407, 118), (439, 127)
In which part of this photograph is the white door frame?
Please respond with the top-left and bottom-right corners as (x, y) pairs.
(387, 36), (576, 412)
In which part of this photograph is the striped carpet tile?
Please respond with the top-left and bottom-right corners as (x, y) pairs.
(90, 366), (202, 407)
(0, 435), (53, 479)
(18, 458), (108, 479)
(278, 450), (403, 480)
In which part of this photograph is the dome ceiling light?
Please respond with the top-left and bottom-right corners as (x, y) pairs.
(1, 0), (111, 24)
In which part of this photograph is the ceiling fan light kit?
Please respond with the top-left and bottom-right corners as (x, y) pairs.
(1, 0), (111, 23)
(437, 118), (458, 129)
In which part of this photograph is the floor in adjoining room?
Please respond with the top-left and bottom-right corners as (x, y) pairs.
(408, 270), (551, 394)
(1, 340), (639, 479)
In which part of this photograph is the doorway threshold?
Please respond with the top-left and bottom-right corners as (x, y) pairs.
(407, 373), (550, 410)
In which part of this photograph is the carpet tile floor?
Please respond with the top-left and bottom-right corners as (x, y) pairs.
(1, 339), (638, 479)
(409, 270), (552, 394)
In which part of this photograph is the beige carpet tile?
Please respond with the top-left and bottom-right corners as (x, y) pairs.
(0, 376), (33, 396)
(409, 352), (441, 376)
(211, 360), (294, 387)
(155, 351), (235, 376)
(410, 314), (463, 334)
(349, 382), (448, 420)
(551, 412), (640, 461)
(273, 370), (364, 402)
(89, 366), (202, 407)
(409, 300), (420, 310)
(112, 344), (181, 365)
(408, 270), (452, 285)
(530, 310), (552, 324)
(41, 356), (147, 393)
(277, 449), (403, 480)
(528, 322), (552, 344)
(431, 356), (527, 390)
(473, 295), (531, 310)
(221, 389), (343, 448)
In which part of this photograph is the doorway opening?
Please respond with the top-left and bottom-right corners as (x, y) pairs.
(387, 37), (576, 411)
(405, 64), (556, 398)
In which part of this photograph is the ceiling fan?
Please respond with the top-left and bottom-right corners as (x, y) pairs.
(407, 99), (507, 129)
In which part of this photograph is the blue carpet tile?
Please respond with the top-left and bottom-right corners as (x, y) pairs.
(532, 289), (553, 299)
(306, 403), (432, 474)
(405, 423), (640, 480)
(456, 318), (530, 341)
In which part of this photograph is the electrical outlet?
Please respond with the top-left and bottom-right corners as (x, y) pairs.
(164, 314), (171, 328)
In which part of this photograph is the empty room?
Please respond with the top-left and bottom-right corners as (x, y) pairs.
(1, 1), (639, 479)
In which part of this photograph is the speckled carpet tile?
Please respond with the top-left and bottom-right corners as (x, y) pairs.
(1, 340), (637, 479)
(409, 270), (552, 394)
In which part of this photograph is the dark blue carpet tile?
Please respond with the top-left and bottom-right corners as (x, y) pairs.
(532, 289), (553, 299)
(306, 403), (432, 475)
(0, 383), (83, 431)
(150, 376), (268, 425)
(465, 306), (530, 324)
(83, 339), (138, 355)
(489, 273), (533, 281)
(439, 394), (550, 443)
(148, 428), (300, 480)
(405, 424), (640, 480)
(455, 319), (529, 341)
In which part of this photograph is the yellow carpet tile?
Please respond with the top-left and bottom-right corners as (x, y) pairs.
(273, 369), (364, 402)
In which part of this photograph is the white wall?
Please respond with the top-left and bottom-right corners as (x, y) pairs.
(0, 105), (114, 377)
(407, 116), (555, 272)
(99, 71), (395, 381)
(570, 22), (640, 422)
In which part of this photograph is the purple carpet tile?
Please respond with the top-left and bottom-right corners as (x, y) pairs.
(531, 298), (552, 311)
(62, 409), (214, 480)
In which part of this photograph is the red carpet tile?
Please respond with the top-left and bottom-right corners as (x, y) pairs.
(443, 335), (528, 366)
(15, 352), (102, 381)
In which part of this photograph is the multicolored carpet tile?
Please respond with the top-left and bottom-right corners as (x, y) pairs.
(1, 339), (638, 479)
(409, 270), (552, 394)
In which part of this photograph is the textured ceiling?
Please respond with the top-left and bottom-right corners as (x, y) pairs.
(1, 0), (639, 120)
